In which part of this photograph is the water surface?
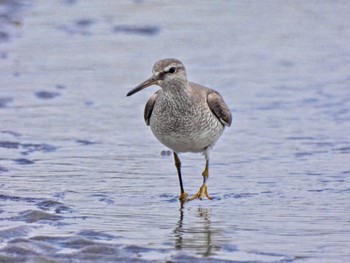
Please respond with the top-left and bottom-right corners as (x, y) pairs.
(1, 1), (350, 262)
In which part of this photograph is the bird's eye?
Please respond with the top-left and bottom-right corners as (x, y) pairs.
(168, 67), (176, 74)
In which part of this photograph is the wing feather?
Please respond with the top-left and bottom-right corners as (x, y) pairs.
(207, 92), (232, 127)
(144, 90), (161, 126)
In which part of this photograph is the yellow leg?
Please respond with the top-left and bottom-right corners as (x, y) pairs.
(174, 152), (188, 202)
(188, 159), (212, 201)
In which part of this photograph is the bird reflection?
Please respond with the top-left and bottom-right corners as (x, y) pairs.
(174, 204), (220, 257)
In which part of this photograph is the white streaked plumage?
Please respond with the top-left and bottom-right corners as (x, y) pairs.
(127, 58), (232, 202)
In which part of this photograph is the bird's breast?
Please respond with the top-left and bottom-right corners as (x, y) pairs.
(149, 95), (224, 153)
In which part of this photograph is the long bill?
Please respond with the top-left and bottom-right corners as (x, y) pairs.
(126, 75), (159, 96)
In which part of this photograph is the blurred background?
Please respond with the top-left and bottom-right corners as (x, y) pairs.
(1, 1), (349, 262)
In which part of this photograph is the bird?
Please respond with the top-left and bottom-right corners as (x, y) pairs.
(126, 58), (232, 202)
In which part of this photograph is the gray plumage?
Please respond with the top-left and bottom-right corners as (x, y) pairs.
(127, 58), (232, 201)
(144, 81), (230, 153)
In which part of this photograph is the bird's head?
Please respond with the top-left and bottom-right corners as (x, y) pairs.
(126, 58), (187, 96)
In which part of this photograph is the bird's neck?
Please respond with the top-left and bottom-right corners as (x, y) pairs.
(161, 82), (190, 102)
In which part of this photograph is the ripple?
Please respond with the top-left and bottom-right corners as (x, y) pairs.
(0, 166), (9, 173)
(55, 84), (66, 90)
(286, 136), (317, 141)
(75, 18), (95, 27)
(37, 200), (74, 214)
(0, 231), (155, 262)
(10, 210), (63, 223)
(333, 146), (350, 154)
(0, 141), (19, 149)
(76, 139), (97, 145)
(0, 140), (57, 155)
(0, 97), (13, 108)
(0, 226), (32, 240)
(34, 91), (61, 99)
(113, 25), (160, 36)
(0, 130), (22, 137)
(222, 192), (259, 199)
(159, 193), (179, 203)
(0, 194), (41, 203)
(0, 31), (10, 43)
(21, 143), (57, 155)
(57, 18), (96, 35)
(13, 158), (35, 165)
(77, 230), (117, 241)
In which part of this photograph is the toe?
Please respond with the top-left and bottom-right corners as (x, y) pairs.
(179, 192), (188, 202)
(188, 184), (212, 201)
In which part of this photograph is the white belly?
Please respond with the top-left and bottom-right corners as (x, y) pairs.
(150, 108), (224, 153)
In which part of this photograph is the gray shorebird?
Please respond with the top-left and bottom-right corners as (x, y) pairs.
(126, 58), (232, 202)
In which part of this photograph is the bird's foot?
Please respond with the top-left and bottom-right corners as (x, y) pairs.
(178, 192), (189, 203)
(188, 184), (212, 201)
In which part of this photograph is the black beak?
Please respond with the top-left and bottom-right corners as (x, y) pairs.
(126, 75), (159, 96)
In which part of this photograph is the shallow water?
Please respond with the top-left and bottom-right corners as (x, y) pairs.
(1, 1), (350, 262)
